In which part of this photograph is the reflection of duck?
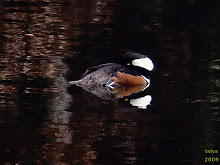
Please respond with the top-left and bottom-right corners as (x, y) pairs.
(119, 94), (152, 110)
(69, 51), (154, 90)
(110, 84), (147, 98)
(69, 52), (154, 109)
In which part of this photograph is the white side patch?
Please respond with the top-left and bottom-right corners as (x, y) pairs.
(132, 57), (154, 71)
(130, 95), (152, 109)
(141, 76), (150, 90)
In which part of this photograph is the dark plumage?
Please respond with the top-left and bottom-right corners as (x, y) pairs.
(69, 52), (153, 89)
(69, 63), (124, 86)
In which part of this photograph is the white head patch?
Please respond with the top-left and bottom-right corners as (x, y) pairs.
(130, 95), (152, 109)
(132, 57), (154, 71)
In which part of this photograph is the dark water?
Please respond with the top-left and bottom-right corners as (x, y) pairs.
(0, 0), (219, 164)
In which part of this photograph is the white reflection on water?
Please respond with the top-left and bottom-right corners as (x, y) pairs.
(40, 60), (74, 164)
(0, 1), (74, 164)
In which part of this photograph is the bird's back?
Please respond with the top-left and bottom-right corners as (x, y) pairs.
(69, 63), (124, 87)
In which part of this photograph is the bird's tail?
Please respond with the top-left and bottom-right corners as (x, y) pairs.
(68, 80), (81, 86)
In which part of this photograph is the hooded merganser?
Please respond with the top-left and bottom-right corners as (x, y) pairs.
(69, 51), (154, 89)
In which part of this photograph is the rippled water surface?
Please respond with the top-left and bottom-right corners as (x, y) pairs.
(0, 0), (219, 164)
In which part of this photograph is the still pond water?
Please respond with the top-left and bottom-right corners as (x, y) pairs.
(0, 0), (219, 164)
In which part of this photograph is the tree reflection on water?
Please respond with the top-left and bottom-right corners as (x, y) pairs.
(0, 0), (219, 165)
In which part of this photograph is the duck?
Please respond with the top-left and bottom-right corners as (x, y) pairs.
(69, 51), (154, 90)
